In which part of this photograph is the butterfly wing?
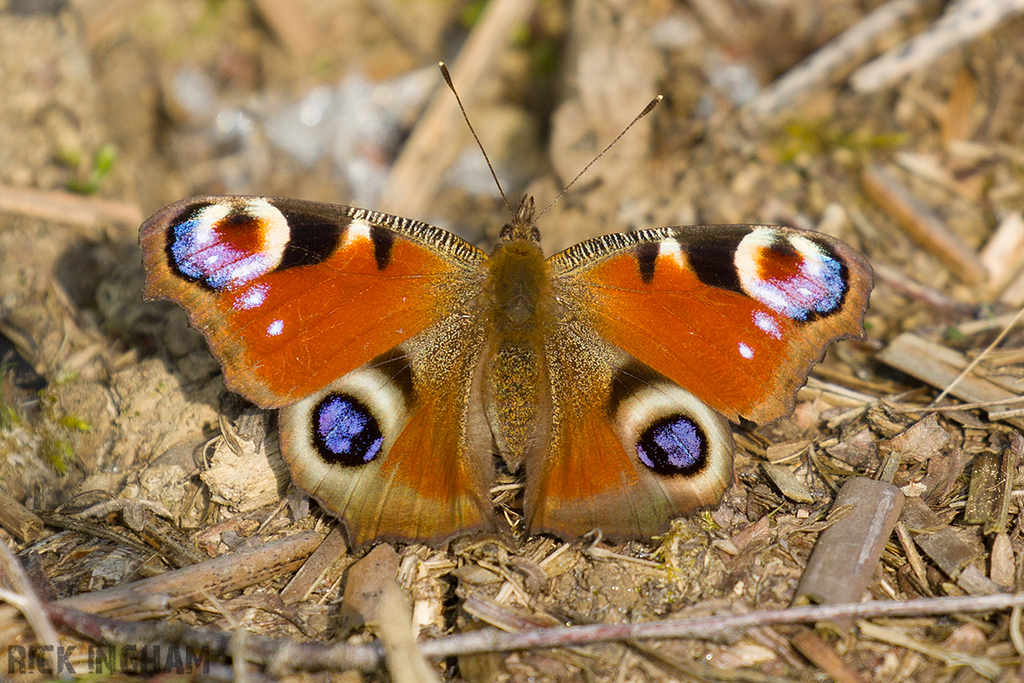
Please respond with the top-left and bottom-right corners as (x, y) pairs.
(522, 224), (871, 539)
(524, 319), (734, 539)
(549, 225), (872, 424)
(279, 310), (495, 547)
(140, 196), (486, 408)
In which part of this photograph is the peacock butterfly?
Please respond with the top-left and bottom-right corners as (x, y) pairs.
(140, 190), (871, 547)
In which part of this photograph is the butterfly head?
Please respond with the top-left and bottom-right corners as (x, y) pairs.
(498, 195), (540, 244)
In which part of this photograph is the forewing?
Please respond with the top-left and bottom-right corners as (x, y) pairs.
(548, 225), (872, 424)
(140, 195), (486, 407)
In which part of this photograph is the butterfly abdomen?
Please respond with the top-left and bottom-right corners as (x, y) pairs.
(482, 237), (558, 470)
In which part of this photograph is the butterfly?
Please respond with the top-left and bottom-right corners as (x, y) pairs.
(140, 193), (871, 547)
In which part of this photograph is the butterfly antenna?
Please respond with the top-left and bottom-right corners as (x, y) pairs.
(533, 95), (663, 225)
(439, 62), (515, 218)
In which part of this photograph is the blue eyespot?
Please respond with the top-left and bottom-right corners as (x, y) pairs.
(167, 201), (289, 291)
(171, 218), (274, 291)
(738, 230), (848, 322)
(312, 394), (383, 467)
(760, 252), (844, 321)
(636, 415), (706, 476)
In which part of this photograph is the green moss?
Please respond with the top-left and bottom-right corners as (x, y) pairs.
(0, 405), (19, 431)
(41, 436), (74, 476)
(0, 365), (21, 430)
(50, 369), (83, 387)
(192, 0), (230, 37)
(65, 144), (118, 195)
(945, 326), (965, 343)
(58, 415), (93, 433)
(529, 37), (559, 76)
(693, 509), (720, 533)
(774, 120), (909, 164)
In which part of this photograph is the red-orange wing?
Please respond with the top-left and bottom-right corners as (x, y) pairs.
(140, 196), (486, 407)
(549, 225), (872, 424)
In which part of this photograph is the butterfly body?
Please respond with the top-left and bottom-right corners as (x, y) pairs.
(141, 194), (871, 547)
(482, 198), (555, 471)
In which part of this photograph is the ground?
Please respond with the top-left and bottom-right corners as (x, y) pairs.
(2, 0), (1024, 681)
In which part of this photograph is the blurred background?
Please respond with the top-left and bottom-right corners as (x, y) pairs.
(4, 0), (1022, 255)
(9, 0), (1019, 248)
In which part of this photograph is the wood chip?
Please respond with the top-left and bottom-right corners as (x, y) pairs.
(877, 333), (1024, 431)
(980, 213), (1024, 297)
(338, 543), (401, 632)
(791, 627), (869, 683)
(965, 451), (1003, 527)
(964, 432), (1020, 534)
(0, 485), (45, 543)
(793, 477), (904, 634)
(375, 581), (442, 683)
(761, 462), (815, 503)
(954, 564), (1004, 597)
(765, 439), (812, 463)
(880, 414), (950, 464)
(999, 271), (1024, 307)
(900, 497), (977, 584)
(940, 67), (978, 144)
(56, 530), (322, 618)
(280, 527), (349, 605)
(989, 533), (1016, 588)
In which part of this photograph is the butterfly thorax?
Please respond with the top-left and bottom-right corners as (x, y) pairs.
(486, 238), (553, 339)
(482, 208), (555, 471)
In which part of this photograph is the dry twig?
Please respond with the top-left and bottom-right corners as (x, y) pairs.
(0, 537), (67, 679)
(747, 0), (926, 117)
(380, 0), (537, 217)
(862, 165), (988, 285)
(851, 0), (1024, 92)
(55, 531), (322, 617)
(44, 593), (1024, 675)
(0, 184), (143, 229)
